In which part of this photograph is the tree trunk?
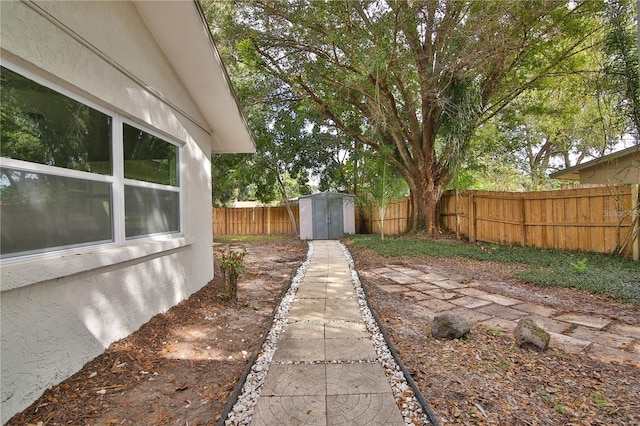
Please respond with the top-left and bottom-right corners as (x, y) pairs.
(405, 167), (448, 236)
(276, 174), (299, 235)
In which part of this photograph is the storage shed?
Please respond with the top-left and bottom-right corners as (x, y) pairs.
(299, 192), (355, 240)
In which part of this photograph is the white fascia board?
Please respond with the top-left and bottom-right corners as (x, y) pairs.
(134, 0), (255, 154)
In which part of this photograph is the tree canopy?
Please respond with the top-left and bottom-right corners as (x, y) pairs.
(209, 0), (608, 234)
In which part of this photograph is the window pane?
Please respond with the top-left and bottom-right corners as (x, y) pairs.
(0, 67), (112, 175)
(123, 123), (178, 186)
(125, 186), (179, 238)
(0, 167), (112, 257)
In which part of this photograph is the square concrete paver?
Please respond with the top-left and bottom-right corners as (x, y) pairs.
(261, 364), (326, 396)
(325, 338), (377, 361)
(325, 298), (362, 322)
(326, 363), (394, 395)
(325, 322), (368, 339)
(282, 322), (325, 339)
(327, 393), (405, 426)
(326, 282), (356, 298)
(288, 299), (326, 321)
(450, 296), (492, 309)
(526, 315), (574, 334)
(272, 338), (325, 362)
(251, 395), (326, 425)
(554, 313), (611, 330)
(296, 283), (327, 298)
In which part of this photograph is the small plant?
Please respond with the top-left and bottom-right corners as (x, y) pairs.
(589, 391), (609, 409)
(570, 257), (588, 272)
(217, 247), (246, 301)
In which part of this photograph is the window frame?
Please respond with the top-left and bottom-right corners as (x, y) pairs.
(0, 61), (183, 263)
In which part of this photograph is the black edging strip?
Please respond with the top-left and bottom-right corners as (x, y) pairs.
(357, 269), (442, 426)
(215, 253), (303, 426)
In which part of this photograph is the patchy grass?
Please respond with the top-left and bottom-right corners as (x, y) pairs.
(345, 234), (640, 304)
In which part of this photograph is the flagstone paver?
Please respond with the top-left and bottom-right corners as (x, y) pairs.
(425, 289), (458, 300)
(365, 263), (639, 366)
(569, 326), (635, 349)
(477, 304), (527, 321)
(450, 296), (493, 309)
(511, 302), (558, 317)
(554, 313), (611, 330)
(476, 293), (522, 306)
(609, 323), (640, 340)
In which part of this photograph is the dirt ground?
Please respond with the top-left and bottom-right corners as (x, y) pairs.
(8, 235), (640, 425)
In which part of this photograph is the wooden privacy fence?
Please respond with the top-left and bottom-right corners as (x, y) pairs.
(439, 185), (638, 256)
(213, 206), (299, 235)
(212, 185), (638, 257)
(212, 199), (411, 237)
(356, 198), (411, 236)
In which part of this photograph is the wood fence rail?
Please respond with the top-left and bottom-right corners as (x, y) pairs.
(212, 185), (638, 257)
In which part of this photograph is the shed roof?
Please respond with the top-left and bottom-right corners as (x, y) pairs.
(549, 145), (639, 184)
(134, 1), (255, 154)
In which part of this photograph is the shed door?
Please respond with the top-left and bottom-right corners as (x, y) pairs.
(312, 196), (343, 239)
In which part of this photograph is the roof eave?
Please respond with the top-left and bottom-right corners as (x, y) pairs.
(133, 0), (255, 154)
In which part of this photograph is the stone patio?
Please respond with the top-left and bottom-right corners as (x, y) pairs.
(368, 265), (640, 365)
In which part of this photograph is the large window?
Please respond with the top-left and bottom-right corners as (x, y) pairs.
(123, 124), (180, 238)
(0, 65), (181, 259)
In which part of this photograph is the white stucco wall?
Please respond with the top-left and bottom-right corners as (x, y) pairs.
(1, 1), (217, 421)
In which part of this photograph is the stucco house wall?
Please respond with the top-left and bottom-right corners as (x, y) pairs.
(0, 1), (253, 421)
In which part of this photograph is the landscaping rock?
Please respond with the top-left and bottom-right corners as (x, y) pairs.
(431, 314), (470, 340)
(514, 317), (550, 351)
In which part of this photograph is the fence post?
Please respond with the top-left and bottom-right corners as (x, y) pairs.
(469, 193), (476, 243)
(520, 196), (527, 247)
(633, 184), (639, 261)
(267, 206), (271, 235)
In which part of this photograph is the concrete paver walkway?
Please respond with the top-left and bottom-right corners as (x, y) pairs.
(368, 265), (640, 365)
(250, 240), (406, 425)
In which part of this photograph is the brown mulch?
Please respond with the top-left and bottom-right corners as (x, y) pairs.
(347, 243), (640, 426)
(7, 236), (308, 426)
(8, 236), (640, 425)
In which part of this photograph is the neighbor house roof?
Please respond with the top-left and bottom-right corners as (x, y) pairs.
(134, 1), (255, 154)
(549, 145), (639, 184)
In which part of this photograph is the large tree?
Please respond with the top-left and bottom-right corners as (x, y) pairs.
(212, 0), (603, 234)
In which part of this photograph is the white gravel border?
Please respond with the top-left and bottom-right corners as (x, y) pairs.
(224, 241), (429, 425)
